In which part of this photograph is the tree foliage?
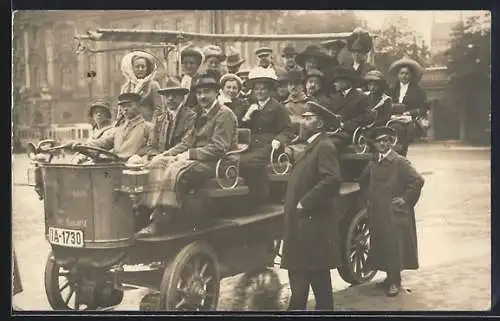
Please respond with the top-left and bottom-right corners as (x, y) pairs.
(370, 16), (430, 74)
(446, 12), (490, 81)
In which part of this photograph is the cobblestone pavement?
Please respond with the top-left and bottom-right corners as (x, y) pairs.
(12, 144), (491, 311)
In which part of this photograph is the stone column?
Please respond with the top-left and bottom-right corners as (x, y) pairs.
(44, 27), (55, 88)
(23, 29), (30, 89)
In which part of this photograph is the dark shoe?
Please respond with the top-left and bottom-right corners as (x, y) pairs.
(386, 284), (400, 297)
(135, 222), (158, 237)
(375, 278), (390, 289)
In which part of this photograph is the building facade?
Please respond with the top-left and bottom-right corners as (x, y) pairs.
(12, 10), (283, 132)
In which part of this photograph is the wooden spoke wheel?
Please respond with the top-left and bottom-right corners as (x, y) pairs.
(44, 252), (90, 311)
(232, 268), (283, 311)
(159, 241), (220, 311)
(337, 209), (377, 285)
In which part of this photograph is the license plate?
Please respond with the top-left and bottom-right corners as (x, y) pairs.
(48, 227), (84, 248)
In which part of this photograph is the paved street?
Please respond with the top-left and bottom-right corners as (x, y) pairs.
(12, 142), (491, 311)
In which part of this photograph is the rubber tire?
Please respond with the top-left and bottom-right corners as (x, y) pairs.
(158, 241), (221, 311)
(337, 208), (377, 285)
(44, 251), (75, 310)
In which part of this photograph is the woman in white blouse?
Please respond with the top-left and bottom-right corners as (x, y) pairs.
(388, 57), (429, 156)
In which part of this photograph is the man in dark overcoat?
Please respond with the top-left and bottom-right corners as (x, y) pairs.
(281, 102), (343, 311)
(328, 67), (374, 151)
(359, 127), (424, 297)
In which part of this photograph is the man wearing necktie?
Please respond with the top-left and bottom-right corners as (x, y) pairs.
(281, 103), (342, 311)
(146, 78), (197, 159)
(137, 73), (238, 236)
(359, 127), (424, 297)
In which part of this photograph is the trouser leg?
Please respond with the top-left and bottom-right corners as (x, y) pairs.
(309, 270), (334, 310)
(240, 166), (270, 209)
(387, 270), (402, 286)
(287, 270), (310, 311)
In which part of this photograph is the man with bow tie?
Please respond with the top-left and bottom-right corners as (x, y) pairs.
(328, 67), (374, 151)
(137, 73), (238, 236)
(359, 127), (424, 297)
(281, 102), (342, 311)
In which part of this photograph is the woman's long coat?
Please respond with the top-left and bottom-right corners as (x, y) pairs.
(237, 98), (292, 168)
(359, 150), (424, 272)
(281, 133), (342, 270)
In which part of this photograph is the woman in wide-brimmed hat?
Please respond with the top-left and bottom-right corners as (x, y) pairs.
(87, 100), (114, 140)
(387, 57), (428, 156)
(238, 67), (292, 211)
(201, 45), (226, 80)
(364, 70), (393, 127)
(295, 45), (332, 74)
(120, 50), (163, 122)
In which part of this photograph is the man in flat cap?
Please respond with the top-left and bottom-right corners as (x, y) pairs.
(359, 127), (424, 297)
(281, 101), (342, 311)
(255, 46), (286, 76)
(137, 72), (238, 236)
(82, 92), (153, 161)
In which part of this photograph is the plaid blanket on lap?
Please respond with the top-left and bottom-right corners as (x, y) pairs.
(142, 156), (197, 209)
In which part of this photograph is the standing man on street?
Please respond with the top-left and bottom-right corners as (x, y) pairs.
(359, 127), (424, 297)
(281, 102), (343, 311)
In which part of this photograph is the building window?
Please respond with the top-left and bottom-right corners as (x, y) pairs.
(62, 111), (72, 120)
(61, 65), (74, 91)
(33, 111), (44, 125)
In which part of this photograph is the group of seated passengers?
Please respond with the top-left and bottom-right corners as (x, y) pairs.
(77, 65), (410, 236)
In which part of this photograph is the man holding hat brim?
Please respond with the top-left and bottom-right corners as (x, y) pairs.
(281, 101), (342, 311)
(328, 66), (374, 151)
(281, 43), (303, 72)
(137, 72), (238, 236)
(387, 57), (428, 157)
(364, 70), (393, 127)
(83, 92), (153, 161)
(296, 45), (333, 75)
(146, 77), (197, 159)
(347, 28), (376, 85)
(236, 67), (292, 211)
(87, 100), (114, 140)
(282, 68), (310, 142)
(359, 126), (424, 297)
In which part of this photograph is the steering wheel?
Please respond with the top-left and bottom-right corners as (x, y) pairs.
(71, 144), (122, 163)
